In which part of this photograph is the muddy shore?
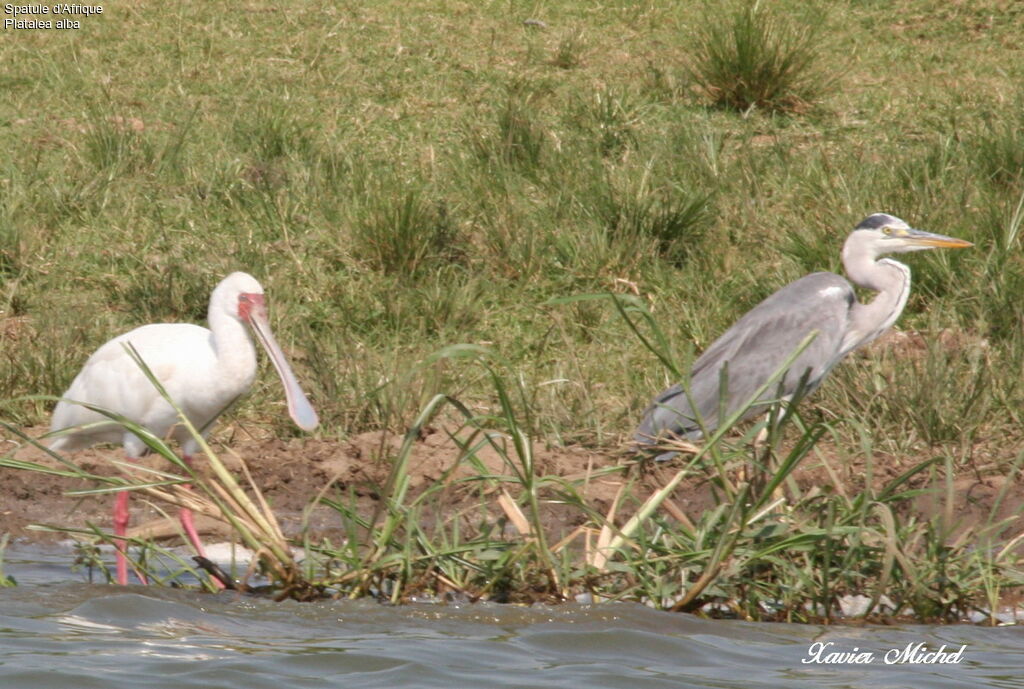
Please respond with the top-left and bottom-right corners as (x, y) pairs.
(3, 423), (1021, 552)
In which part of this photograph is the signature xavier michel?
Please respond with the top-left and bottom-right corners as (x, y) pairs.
(802, 641), (967, 665)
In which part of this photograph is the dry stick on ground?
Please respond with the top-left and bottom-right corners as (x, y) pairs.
(590, 481), (627, 571)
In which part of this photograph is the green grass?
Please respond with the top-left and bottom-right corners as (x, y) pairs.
(685, 1), (836, 113)
(2, 0), (1024, 619)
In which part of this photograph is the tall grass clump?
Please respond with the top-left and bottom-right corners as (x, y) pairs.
(472, 87), (547, 175)
(0, 161), (27, 283)
(223, 103), (323, 231)
(970, 192), (1024, 342)
(232, 104), (317, 171)
(352, 187), (463, 278)
(974, 112), (1024, 188)
(0, 224), (22, 282)
(573, 87), (643, 158)
(838, 332), (993, 447)
(550, 30), (586, 70)
(686, 1), (836, 113)
(101, 260), (217, 325)
(0, 313), (116, 424)
(596, 175), (711, 266)
(80, 103), (158, 175)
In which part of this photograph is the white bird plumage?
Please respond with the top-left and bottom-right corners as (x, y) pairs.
(49, 271), (318, 585)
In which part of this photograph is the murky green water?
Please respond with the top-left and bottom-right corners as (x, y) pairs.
(2, 544), (1023, 689)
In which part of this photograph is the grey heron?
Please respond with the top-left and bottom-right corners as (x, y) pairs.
(634, 213), (972, 459)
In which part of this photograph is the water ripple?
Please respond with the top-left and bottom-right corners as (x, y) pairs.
(2, 545), (1023, 689)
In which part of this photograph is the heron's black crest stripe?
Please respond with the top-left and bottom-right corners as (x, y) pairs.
(854, 213), (899, 230)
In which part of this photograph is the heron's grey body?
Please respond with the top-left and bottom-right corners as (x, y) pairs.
(636, 272), (852, 444)
(634, 214), (972, 457)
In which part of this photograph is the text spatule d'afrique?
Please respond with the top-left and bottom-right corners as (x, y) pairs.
(4, 4), (103, 17)
(4, 4), (102, 29)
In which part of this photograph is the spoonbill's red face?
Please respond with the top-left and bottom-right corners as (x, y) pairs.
(237, 292), (266, 322)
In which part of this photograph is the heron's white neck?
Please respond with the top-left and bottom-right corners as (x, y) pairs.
(841, 249), (911, 353)
(207, 300), (258, 394)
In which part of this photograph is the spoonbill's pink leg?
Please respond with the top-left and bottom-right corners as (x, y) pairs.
(112, 490), (131, 585)
(179, 455), (226, 589)
(112, 463), (148, 586)
(178, 454), (208, 558)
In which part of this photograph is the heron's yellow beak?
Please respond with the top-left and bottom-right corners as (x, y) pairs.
(903, 228), (973, 249)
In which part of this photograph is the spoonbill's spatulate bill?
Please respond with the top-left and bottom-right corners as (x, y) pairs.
(49, 271), (319, 585)
(635, 213), (972, 460)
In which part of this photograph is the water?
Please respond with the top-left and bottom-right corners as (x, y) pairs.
(2, 544), (1023, 689)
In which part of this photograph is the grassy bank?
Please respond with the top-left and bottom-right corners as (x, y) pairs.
(4, 342), (1022, 623)
(2, 1), (1024, 620)
(2, 0), (1022, 444)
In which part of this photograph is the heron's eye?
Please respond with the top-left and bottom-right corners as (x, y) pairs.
(882, 227), (892, 235)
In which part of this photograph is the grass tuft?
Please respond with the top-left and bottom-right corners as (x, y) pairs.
(576, 87), (643, 158)
(352, 188), (463, 278)
(81, 102), (157, 174)
(472, 87), (548, 173)
(597, 175), (711, 266)
(975, 111), (1024, 188)
(550, 30), (586, 70)
(686, 1), (836, 113)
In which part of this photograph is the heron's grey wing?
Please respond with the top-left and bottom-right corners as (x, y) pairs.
(635, 272), (854, 445)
